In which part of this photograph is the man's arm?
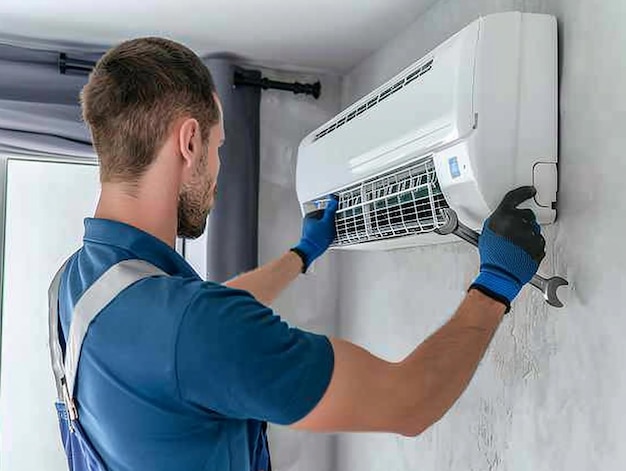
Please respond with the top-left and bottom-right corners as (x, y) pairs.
(292, 290), (504, 435)
(225, 196), (338, 306)
(293, 187), (546, 435)
(225, 251), (303, 306)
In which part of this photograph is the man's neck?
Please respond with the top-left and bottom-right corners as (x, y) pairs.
(95, 183), (178, 248)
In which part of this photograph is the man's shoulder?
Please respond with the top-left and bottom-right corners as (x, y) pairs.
(60, 246), (261, 327)
(61, 251), (207, 316)
(119, 272), (258, 320)
(128, 273), (205, 302)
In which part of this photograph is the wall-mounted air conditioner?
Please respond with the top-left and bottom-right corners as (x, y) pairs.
(296, 12), (558, 250)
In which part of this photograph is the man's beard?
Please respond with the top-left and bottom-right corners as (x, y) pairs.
(177, 152), (215, 239)
(177, 184), (213, 239)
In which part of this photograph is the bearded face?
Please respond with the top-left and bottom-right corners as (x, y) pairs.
(177, 147), (217, 239)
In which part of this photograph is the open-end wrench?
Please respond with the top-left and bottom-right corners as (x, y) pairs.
(435, 208), (569, 308)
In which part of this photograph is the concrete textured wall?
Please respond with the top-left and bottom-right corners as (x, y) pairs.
(337, 1), (626, 470)
(257, 67), (342, 471)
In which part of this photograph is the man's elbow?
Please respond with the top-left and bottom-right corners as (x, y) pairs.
(387, 366), (456, 437)
(392, 403), (448, 438)
(394, 418), (430, 438)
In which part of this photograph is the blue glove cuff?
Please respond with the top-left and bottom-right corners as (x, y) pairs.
(472, 269), (523, 304)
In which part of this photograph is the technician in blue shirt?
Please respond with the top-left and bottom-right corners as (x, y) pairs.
(60, 37), (546, 471)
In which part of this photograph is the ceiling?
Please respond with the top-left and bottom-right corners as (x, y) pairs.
(0, 0), (437, 73)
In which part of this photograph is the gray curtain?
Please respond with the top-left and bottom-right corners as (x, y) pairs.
(203, 58), (261, 282)
(0, 42), (96, 158)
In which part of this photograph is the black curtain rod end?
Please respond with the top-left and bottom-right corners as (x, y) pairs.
(309, 81), (321, 100)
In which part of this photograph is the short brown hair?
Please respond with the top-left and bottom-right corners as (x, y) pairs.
(81, 37), (219, 183)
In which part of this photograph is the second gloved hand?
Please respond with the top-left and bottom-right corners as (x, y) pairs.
(292, 196), (338, 272)
(470, 187), (546, 311)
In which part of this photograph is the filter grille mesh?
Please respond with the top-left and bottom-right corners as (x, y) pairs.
(324, 158), (449, 247)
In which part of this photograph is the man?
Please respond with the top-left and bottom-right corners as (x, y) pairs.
(56, 37), (545, 471)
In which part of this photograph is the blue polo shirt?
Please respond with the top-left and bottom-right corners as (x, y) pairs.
(57, 218), (334, 471)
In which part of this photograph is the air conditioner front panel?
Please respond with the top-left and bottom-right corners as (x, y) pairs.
(296, 12), (558, 250)
(296, 20), (479, 205)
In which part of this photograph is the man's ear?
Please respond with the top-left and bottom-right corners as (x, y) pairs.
(178, 118), (201, 171)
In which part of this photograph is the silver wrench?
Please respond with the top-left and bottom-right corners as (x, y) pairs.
(435, 208), (569, 308)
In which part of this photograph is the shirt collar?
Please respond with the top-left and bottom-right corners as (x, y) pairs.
(83, 218), (199, 279)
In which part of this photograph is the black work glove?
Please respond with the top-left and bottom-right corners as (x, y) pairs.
(470, 186), (546, 311)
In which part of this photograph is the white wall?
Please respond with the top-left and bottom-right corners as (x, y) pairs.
(337, 1), (626, 470)
(257, 68), (342, 471)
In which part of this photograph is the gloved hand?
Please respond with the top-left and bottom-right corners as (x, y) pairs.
(292, 195), (339, 273)
(470, 186), (546, 311)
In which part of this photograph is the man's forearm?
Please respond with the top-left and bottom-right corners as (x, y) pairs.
(393, 289), (505, 435)
(224, 251), (303, 306)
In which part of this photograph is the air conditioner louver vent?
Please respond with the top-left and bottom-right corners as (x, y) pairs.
(312, 59), (434, 143)
(323, 157), (449, 247)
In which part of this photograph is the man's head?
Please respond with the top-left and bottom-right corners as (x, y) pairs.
(81, 37), (224, 239)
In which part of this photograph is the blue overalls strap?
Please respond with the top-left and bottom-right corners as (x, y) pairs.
(48, 258), (167, 471)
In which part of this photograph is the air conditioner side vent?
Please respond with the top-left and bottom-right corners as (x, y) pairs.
(312, 59), (434, 143)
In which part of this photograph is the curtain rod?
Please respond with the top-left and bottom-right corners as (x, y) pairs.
(234, 68), (321, 99)
(58, 54), (321, 99)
